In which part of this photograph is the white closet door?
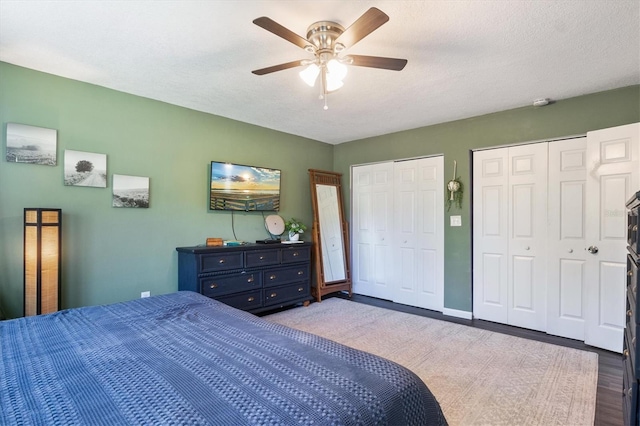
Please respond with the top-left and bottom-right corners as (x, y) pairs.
(473, 148), (509, 323)
(352, 162), (394, 300)
(507, 143), (548, 332)
(393, 156), (444, 311)
(585, 123), (640, 353)
(473, 144), (547, 330)
(547, 137), (588, 340)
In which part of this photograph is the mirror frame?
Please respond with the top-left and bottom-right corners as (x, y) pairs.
(308, 169), (352, 301)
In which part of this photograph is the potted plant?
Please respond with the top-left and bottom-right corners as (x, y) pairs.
(285, 218), (306, 241)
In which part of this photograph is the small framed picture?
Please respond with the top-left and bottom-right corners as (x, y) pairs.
(5, 123), (57, 165)
(113, 174), (150, 208)
(64, 150), (107, 187)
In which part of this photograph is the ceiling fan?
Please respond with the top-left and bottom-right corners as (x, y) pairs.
(252, 7), (408, 109)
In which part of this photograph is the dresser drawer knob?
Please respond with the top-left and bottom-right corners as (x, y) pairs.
(270, 292), (277, 298)
(298, 287), (304, 292)
(634, 225), (638, 232)
(209, 283), (218, 289)
(219, 259), (225, 264)
(628, 309), (633, 317)
(629, 270), (634, 277)
(270, 275), (276, 280)
(259, 256), (265, 260)
(293, 252), (299, 257)
(623, 349), (629, 358)
(298, 271), (304, 275)
(247, 297), (255, 302)
(247, 276), (254, 283)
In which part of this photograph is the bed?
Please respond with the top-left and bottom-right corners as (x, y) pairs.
(0, 291), (447, 425)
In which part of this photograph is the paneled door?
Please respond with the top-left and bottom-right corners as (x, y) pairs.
(473, 148), (509, 324)
(393, 157), (444, 311)
(352, 156), (444, 311)
(473, 143), (548, 331)
(547, 137), (588, 340)
(352, 162), (394, 300)
(585, 123), (640, 353)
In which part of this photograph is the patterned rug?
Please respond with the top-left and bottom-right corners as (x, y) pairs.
(264, 298), (598, 426)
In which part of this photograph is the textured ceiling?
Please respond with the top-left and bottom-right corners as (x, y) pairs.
(1, 1), (638, 145)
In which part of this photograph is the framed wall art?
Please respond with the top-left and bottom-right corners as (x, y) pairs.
(64, 150), (107, 187)
(112, 174), (149, 208)
(5, 123), (57, 165)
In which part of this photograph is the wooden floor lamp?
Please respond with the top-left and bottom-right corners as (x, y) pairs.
(24, 208), (61, 316)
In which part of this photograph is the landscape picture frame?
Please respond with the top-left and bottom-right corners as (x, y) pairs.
(112, 174), (150, 208)
(64, 150), (107, 188)
(5, 123), (57, 166)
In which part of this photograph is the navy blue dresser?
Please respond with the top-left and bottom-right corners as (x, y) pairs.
(625, 191), (640, 426)
(177, 243), (312, 314)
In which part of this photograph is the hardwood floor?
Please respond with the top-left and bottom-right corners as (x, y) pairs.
(330, 293), (624, 426)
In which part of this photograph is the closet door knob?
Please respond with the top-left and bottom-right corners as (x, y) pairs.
(587, 246), (598, 254)
(568, 249), (573, 253)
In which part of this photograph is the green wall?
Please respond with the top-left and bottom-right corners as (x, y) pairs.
(0, 62), (333, 319)
(1, 60), (638, 318)
(334, 85), (640, 312)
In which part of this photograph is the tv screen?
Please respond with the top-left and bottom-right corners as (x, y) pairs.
(209, 161), (281, 211)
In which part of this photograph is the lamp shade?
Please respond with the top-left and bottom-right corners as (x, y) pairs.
(299, 63), (320, 87)
(24, 208), (61, 316)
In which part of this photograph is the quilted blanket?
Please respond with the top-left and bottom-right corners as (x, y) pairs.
(0, 291), (447, 425)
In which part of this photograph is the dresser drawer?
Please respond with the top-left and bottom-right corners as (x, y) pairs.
(628, 255), (639, 316)
(199, 252), (244, 273)
(628, 291), (638, 339)
(217, 290), (262, 311)
(201, 272), (261, 297)
(625, 325), (640, 378)
(623, 346), (639, 426)
(263, 265), (310, 288)
(264, 283), (310, 306)
(282, 246), (311, 263)
(245, 249), (280, 268)
(628, 208), (640, 254)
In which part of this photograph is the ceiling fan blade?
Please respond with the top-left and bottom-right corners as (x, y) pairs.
(253, 17), (311, 50)
(335, 7), (389, 49)
(252, 60), (306, 75)
(348, 55), (407, 71)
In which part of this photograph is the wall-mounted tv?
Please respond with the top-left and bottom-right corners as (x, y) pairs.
(209, 161), (281, 211)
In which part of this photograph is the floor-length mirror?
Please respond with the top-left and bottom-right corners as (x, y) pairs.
(308, 169), (352, 301)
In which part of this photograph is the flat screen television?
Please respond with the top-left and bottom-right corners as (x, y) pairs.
(209, 161), (281, 211)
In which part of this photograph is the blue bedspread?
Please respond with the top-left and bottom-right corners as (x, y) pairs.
(1, 291), (447, 425)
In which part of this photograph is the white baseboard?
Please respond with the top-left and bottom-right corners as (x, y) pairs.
(442, 308), (472, 320)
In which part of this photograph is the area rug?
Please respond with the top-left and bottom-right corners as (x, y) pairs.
(264, 298), (598, 426)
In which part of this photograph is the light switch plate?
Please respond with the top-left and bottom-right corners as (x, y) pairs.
(450, 215), (462, 227)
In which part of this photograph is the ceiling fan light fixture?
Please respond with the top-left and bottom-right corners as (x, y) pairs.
(327, 59), (348, 81)
(299, 63), (320, 87)
(325, 77), (344, 92)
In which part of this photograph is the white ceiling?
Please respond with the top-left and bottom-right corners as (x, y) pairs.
(1, 1), (638, 145)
